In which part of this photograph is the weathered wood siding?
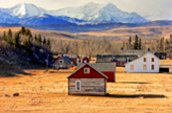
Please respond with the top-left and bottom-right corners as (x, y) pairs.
(68, 78), (106, 95)
(170, 68), (172, 73)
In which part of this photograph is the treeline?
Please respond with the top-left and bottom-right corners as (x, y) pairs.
(157, 35), (172, 57)
(51, 38), (117, 58)
(0, 27), (53, 67)
(121, 35), (142, 50)
(120, 34), (172, 57)
(2, 26), (51, 50)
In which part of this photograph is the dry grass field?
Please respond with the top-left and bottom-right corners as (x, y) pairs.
(0, 61), (172, 113)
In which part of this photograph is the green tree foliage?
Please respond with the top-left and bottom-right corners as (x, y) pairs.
(3, 30), (14, 46)
(38, 34), (42, 44)
(14, 33), (21, 48)
(127, 36), (132, 49)
(8, 29), (13, 38)
(159, 37), (165, 52)
(134, 35), (139, 50)
(138, 38), (142, 50)
(21, 26), (26, 35)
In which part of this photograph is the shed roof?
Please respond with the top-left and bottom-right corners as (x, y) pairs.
(88, 63), (116, 72)
(68, 63), (108, 79)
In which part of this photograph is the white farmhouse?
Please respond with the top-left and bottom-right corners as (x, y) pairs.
(125, 52), (160, 73)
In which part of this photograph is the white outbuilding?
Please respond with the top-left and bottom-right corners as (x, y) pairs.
(125, 52), (160, 73)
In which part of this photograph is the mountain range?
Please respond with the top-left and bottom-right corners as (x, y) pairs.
(0, 3), (171, 32)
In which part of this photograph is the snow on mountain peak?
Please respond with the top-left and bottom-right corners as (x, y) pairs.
(0, 2), (148, 26)
(10, 3), (46, 18)
(50, 2), (147, 24)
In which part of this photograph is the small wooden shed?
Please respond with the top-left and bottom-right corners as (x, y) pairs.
(68, 64), (108, 95)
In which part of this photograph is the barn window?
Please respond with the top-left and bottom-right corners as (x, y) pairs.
(143, 58), (146, 62)
(75, 81), (81, 91)
(130, 65), (134, 70)
(143, 64), (147, 70)
(152, 58), (154, 62)
(59, 60), (63, 64)
(152, 65), (155, 70)
(84, 68), (90, 74)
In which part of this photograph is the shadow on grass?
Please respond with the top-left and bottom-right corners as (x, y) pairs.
(107, 94), (167, 99)
(0, 69), (32, 77)
(73, 93), (167, 99)
(117, 81), (150, 84)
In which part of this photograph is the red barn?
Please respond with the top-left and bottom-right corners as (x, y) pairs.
(82, 57), (90, 63)
(68, 64), (108, 95)
(89, 63), (116, 82)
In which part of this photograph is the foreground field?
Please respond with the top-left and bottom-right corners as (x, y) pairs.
(0, 68), (172, 113)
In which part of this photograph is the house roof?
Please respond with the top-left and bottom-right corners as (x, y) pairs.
(126, 52), (160, 65)
(63, 56), (73, 63)
(68, 63), (108, 79)
(56, 56), (73, 64)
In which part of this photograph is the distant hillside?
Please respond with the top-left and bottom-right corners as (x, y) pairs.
(79, 26), (172, 40)
(0, 27), (54, 69)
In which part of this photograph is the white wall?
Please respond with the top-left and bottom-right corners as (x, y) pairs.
(69, 78), (106, 95)
(125, 52), (160, 73)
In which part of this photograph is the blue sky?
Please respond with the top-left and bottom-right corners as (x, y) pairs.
(0, 0), (172, 20)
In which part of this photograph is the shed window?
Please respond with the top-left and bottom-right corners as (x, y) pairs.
(152, 58), (154, 62)
(84, 68), (90, 74)
(75, 81), (81, 91)
(143, 58), (146, 62)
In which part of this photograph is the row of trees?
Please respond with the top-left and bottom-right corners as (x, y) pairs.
(51, 38), (114, 58)
(2, 27), (51, 50)
(1, 27), (172, 59)
(121, 35), (142, 50)
(158, 35), (172, 57)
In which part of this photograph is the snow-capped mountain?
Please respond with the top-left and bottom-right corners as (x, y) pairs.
(9, 3), (46, 18)
(50, 2), (148, 24)
(0, 10), (19, 24)
(3, 2), (171, 32)
(20, 14), (85, 26)
(0, 2), (148, 25)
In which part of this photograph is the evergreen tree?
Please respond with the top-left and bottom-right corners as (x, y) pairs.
(38, 34), (42, 45)
(47, 39), (51, 49)
(159, 37), (165, 52)
(3, 30), (14, 45)
(21, 26), (26, 34)
(8, 29), (13, 38)
(134, 35), (139, 50)
(25, 29), (32, 37)
(43, 37), (46, 45)
(128, 36), (132, 49)
(138, 38), (142, 50)
(14, 33), (20, 47)
(3, 32), (6, 40)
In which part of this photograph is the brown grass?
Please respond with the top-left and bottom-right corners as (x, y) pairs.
(0, 61), (172, 113)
